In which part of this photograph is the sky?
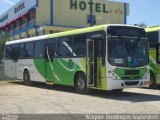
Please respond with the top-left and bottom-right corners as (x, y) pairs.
(0, 0), (160, 26)
(115, 0), (160, 26)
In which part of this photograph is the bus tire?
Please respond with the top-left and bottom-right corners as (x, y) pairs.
(150, 72), (155, 88)
(75, 72), (90, 94)
(23, 70), (32, 86)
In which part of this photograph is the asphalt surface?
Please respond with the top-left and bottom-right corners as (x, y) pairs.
(0, 80), (159, 114)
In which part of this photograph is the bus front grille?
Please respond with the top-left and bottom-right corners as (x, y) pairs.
(124, 81), (139, 86)
(122, 76), (141, 80)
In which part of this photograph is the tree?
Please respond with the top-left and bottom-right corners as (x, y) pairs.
(0, 38), (7, 59)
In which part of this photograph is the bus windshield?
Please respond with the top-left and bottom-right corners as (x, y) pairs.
(108, 37), (149, 67)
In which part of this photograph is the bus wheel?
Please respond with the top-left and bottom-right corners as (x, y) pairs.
(23, 70), (31, 86)
(150, 73), (155, 88)
(75, 73), (89, 94)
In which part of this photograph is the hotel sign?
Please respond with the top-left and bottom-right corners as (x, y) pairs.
(70, 0), (108, 13)
(0, 0), (36, 27)
(14, 2), (25, 14)
(0, 14), (8, 23)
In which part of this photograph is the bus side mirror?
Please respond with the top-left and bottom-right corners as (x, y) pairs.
(156, 44), (160, 64)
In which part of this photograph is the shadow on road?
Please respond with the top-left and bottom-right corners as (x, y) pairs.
(9, 81), (160, 103)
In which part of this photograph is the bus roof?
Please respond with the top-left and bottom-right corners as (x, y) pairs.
(145, 26), (160, 32)
(48, 24), (105, 38)
(6, 25), (105, 45)
(6, 24), (142, 45)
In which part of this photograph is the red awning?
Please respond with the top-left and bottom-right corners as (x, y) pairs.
(0, 16), (19, 29)
(20, 7), (36, 19)
(0, 24), (6, 29)
(13, 15), (20, 22)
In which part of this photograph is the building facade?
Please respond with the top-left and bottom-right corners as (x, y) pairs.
(0, 0), (129, 41)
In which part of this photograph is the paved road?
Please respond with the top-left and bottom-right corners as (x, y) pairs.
(0, 81), (159, 114)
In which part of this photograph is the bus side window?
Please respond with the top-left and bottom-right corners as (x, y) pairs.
(24, 42), (34, 58)
(19, 43), (25, 59)
(56, 37), (73, 57)
(34, 41), (43, 59)
(5, 45), (12, 60)
(74, 35), (86, 56)
(12, 44), (19, 61)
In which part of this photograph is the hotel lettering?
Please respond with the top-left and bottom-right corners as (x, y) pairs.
(70, 0), (109, 13)
(15, 2), (25, 14)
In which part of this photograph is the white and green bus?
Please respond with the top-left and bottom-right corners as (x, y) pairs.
(145, 26), (160, 87)
(4, 24), (150, 93)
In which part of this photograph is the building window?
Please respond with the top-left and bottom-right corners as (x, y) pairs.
(26, 33), (30, 38)
(15, 20), (20, 27)
(10, 24), (14, 30)
(29, 12), (36, 20)
(22, 17), (27, 25)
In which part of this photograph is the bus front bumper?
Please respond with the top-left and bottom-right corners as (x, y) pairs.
(106, 78), (150, 90)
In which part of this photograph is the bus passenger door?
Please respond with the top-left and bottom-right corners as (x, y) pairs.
(87, 38), (105, 88)
(45, 43), (55, 82)
(87, 39), (95, 86)
(95, 38), (105, 88)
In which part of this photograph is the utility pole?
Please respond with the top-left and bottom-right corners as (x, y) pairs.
(90, 0), (93, 26)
